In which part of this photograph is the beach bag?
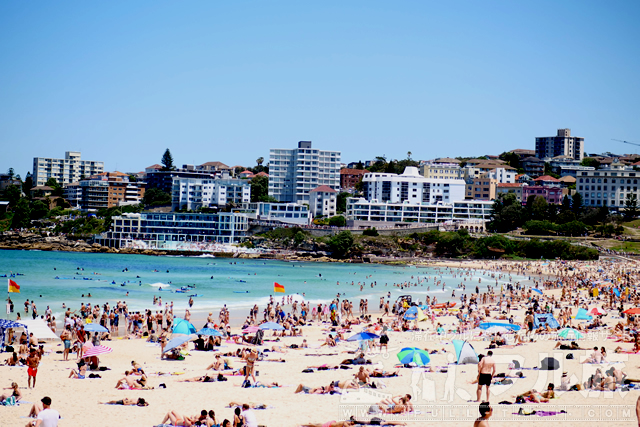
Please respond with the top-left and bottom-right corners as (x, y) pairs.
(566, 353), (574, 359)
(242, 379), (251, 388)
(217, 374), (227, 382)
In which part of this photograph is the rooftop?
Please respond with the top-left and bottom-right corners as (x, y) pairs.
(309, 185), (337, 193)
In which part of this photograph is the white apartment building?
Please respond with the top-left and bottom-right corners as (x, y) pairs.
(346, 199), (493, 224)
(362, 167), (466, 204)
(576, 161), (640, 208)
(33, 151), (104, 187)
(268, 141), (341, 204)
(239, 202), (310, 225)
(172, 178), (250, 211)
(536, 128), (584, 161)
(419, 162), (463, 179)
(309, 185), (337, 218)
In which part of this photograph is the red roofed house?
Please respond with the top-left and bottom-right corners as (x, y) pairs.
(238, 170), (254, 179)
(340, 168), (368, 191)
(496, 183), (525, 202)
(309, 185), (337, 217)
(255, 171), (269, 177)
(533, 175), (562, 188)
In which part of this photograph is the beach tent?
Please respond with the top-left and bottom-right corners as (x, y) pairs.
(533, 313), (560, 329)
(574, 308), (593, 321)
(452, 340), (479, 364)
(540, 357), (560, 370)
(403, 307), (418, 320)
(0, 319), (28, 347)
(16, 319), (59, 341)
(417, 309), (428, 322)
(478, 322), (521, 332)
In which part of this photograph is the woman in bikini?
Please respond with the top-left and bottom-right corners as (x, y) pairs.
(0, 382), (22, 402)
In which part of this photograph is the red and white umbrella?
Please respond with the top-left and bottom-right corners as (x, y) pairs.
(590, 307), (606, 315)
(83, 345), (113, 358)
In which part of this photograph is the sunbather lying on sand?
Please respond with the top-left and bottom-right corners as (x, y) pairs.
(101, 397), (148, 406)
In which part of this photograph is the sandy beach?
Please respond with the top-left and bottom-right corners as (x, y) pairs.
(2, 258), (640, 426)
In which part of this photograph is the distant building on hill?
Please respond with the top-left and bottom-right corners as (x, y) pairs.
(33, 151), (104, 187)
(535, 128), (584, 161)
(268, 141), (340, 204)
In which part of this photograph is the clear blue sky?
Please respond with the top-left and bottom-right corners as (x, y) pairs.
(1, 1), (639, 177)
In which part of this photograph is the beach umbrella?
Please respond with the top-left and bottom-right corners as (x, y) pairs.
(624, 308), (640, 315)
(242, 326), (259, 334)
(397, 347), (430, 366)
(403, 306), (418, 320)
(83, 345), (113, 358)
(259, 322), (285, 331)
(478, 322), (521, 332)
(172, 318), (196, 335)
(589, 307), (606, 316)
(83, 323), (108, 333)
(558, 328), (584, 340)
(346, 331), (380, 342)
(163, 334), (196, 354)
(197, 328), (224, 337)
(532, 288), (543, 295)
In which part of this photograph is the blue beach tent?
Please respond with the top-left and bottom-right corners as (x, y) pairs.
(574, 308), (593, 321)
(478, 322), (521, 332)
(0, 319), (27, 347)
(452, 339), (479, 364)
(533, 313), (560, 329)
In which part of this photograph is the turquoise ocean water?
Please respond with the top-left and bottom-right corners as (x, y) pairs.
(0, 249), (530, 322)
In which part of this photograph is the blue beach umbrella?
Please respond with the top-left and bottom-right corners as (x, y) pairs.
(172, 318), (197, 335)
(397, 347), (430, 366)
(346, 331), (380, 342)
(404, 306), (418, 320)
(163, 334), (196, 353)
(259, 322), (285, 331)
(197, 328), (224, 337)
(84, 323), (108, 333)
(532, 288), (543, 295)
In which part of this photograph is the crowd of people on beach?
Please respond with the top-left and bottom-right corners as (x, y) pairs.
(5, 258), (640, 425)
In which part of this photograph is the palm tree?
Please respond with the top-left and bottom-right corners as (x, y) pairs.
(257, 157), (264, 167)
(407, 151), (412, 160)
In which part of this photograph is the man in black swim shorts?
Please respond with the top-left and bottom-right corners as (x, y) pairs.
(477, 350), (495, 402)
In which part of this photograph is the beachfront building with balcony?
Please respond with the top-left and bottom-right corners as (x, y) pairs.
(576, 161), (640, 208)
(77, 172), (146, 212)
(171, 178), (250, 211)
(268, 141), (340, 204)
(94, 211), (249, 249)
(33, 151), (104, 187)
(239, 202), (310, 226)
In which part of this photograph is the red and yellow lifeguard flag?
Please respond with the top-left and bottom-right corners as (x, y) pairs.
(8, 279), (20, 293)
(274, 282), (285, 293)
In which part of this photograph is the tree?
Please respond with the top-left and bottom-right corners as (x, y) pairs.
(142, 188), (172, 206)
(531, 196), (548, 221)
(355, 161), (364, 170)
(499, 152), (521, 170)
(7, 167), (14, 179)
(328, 215), (346, 227)
(624, 193), (640, 221)
(328, 231), (354, 258)
(22, 172), (33, 196)
(3, 184), (21, 206)
(161, 149), (175, 171)
(336, 192), (350, 213)
(250, 175), (269, 203)
(488, 193), (526, 233)
(572, 192), (583, 215)
(561, 195), (572, 213)
(45, 178), (63, 197)
(256, 157), (264, 167)
(30, 200), (49, 220)
(407, 151), (412, 160)
(580, 158), (600, 169)
(11, 198), (31, 229)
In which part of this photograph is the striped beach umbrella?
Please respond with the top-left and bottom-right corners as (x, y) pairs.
(83, 345), (113, 358)
(397, 347), (430, 366)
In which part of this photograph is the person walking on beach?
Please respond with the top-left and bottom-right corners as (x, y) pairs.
(476, 351), (495, 402)
(26, 348), (41, 389)
(244, 348), (258, 384)
(60, 327), (71, 361)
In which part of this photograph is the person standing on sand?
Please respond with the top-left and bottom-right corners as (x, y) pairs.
(26, 348), (41, 389)
(476, 351), (495, 402)
(244, 348), (258, 384)
(60, 327), (71, 361)
(474, 402), (492, 427)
